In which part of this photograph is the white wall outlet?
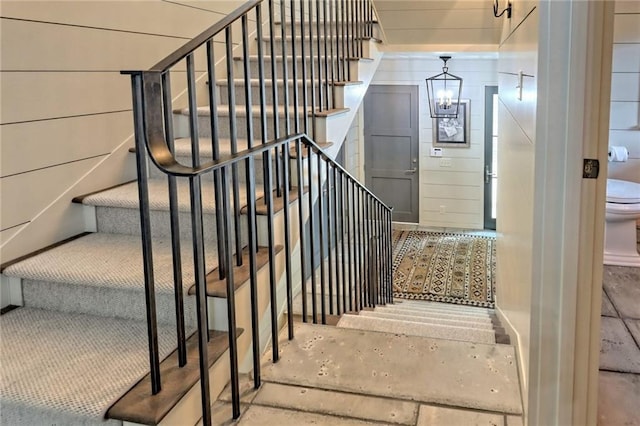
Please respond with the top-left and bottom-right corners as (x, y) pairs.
(439, 158), (452, 167)
(430, 147), (443, 157)
(439, 205), (446, 214)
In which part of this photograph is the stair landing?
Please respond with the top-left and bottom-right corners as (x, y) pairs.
(211, 319), (523, 425)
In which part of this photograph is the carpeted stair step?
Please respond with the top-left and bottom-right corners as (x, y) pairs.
(146, 137), (273, 185)
(261, 322), (522, 416)
(217, 79), (322, 108)
(337, 313), (496, 344)
(375, 305), (494, 325)
(0, 307), (178, 426)
(233, 55), (364, 79)
(358, 310), (495, 331)
(77, 178), (259, 243)
(1, 232), (220, 326)
(273, 20), (379, 34)
(175, 105), (289, 141)
(217, 79), (362, 108)
(259, 36), (378, 57)
(174, 105), (348, 140)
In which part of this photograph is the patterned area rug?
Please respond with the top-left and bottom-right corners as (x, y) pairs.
(392, 230), (496, 308)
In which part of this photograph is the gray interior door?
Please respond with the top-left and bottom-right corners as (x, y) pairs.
(364, 85), (419, 223)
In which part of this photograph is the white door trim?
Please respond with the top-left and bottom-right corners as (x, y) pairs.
(528, 1), (614, 425)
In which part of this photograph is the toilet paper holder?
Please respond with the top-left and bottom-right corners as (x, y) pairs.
(608, 146), (629, 162)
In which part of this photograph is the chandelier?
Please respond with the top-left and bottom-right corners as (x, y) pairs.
(426, 56), (463, 118)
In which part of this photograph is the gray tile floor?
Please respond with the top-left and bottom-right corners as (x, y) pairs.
(598, 229), (640, 425)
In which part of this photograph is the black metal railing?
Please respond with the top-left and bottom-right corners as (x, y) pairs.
(123, 0), (384, 424)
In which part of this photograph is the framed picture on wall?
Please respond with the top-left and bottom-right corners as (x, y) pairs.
(432, 99), (470, 147)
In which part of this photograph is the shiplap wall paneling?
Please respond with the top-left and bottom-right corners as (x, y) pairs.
(343, 106), (362, 179)
(1, 113), (133, 178)
(371, 56), (497, 229)
(0, 0), (244, 261)
(608, 4), (640, 183)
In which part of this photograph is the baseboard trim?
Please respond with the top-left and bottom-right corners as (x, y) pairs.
(0, 232), (92, 272)
(0, 305), (20, 315)
(495, 304), (528, 424)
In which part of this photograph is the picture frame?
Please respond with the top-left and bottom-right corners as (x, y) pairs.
(432, 99), (470, 147)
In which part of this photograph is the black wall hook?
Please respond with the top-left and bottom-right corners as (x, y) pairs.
(493, 0), (512, 18)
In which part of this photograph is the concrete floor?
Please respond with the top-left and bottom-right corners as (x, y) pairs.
(598, 233), (640, 425)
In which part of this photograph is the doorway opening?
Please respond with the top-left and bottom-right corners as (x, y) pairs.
(484, 86), (498, 230)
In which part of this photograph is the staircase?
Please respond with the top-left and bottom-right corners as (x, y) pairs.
(0, 1), (524, 425)
(1, 1), (390, 425)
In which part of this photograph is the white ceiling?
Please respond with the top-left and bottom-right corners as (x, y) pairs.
(373, 0), (502, 51)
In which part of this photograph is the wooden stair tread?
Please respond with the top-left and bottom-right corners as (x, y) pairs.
(188, 245), (284, 297)
(289, 141), (334, 158)
(313, 107), (349, 117)
(245, 187), (308, 216)
(107, 328), (243, 425)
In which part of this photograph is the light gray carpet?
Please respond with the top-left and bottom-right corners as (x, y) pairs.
(81, 178), (263, 214)
(2, 233), (216, 297)
(0, 308), (177, 424)
(2, 233), (220, 325)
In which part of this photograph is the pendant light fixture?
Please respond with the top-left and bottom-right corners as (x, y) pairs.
(426, 56), (463, 118)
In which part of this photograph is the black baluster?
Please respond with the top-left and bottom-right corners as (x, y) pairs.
(296, 138), (308, 322)
(161, 72), (187, 366)
(317, 152), (326, 323)
(308, 144), (317, 323)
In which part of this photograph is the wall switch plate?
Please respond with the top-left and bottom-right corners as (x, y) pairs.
(439, 158), (452, 167)
(430, 147), (443, 157)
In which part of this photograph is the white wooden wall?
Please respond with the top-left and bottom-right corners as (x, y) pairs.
(608, 1), (640, 183)
(494, 0), (538, 413)
(0, 1), (244, 263)
(342, 105), (363, 180)
(370, 55), (498, 229)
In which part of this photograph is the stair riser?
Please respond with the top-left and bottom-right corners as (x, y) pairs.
(379, 307), (492, 324)
(22, 278), (198, 327)
(218, 82), (326, 109)
(148, 152), (273, 186)
(359, 311), (494, 330)
(96, 207), (220, 242)
(338, 315), (496, 344)
(276, 21), (366, 33)
(94, 206), (251, 256)
(187, 113), (289, 140)
(261, 38), (372, 57)
(384, 305), (492, 318)
(233, 57), (351, 80)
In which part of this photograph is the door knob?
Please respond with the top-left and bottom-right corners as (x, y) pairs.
(485, 165), (492, 184)
(405, 167), (417, 174)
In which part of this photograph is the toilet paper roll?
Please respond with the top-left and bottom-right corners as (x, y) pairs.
(608, 145), (629, 162)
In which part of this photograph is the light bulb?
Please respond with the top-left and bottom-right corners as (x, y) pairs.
(437, 89), (445, 106)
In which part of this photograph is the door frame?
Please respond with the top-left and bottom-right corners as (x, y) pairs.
(484, 86), (498, 230)
(527, 2), (613, 425)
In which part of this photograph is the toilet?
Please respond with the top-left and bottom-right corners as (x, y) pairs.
(604, 179), (640, 267)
